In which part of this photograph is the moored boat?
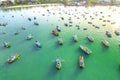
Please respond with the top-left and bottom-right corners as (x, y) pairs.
(73, 34), (78, 42)
(79, 56), (85, 68)
(35, 41), (42, 48)
(52, 30), (59, 36)
(28, 18), (31, 21)
(14, 31), (19, 35)
(102, 40), (109, 47)
(106, 31), (112, 37)
(56, 26), (61, 32)
(3, 42), (11, 48)
(8, 54), (20, 64)
(80, 45), (92, 54)
(21, 26), (26, 30)
(114, 30), (120, 36)
(58, 37), (63, 45)
(34, 22), (39, 25)
(87, 35), (94, 42)
(56, 57), (61, 70)
(27, 34), (33, 40)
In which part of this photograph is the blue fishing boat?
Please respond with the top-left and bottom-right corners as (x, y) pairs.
(56, 57), (61, 70)
(80, 45), (92, 54)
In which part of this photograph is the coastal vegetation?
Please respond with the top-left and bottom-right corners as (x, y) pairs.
(0, 0), (120, 7)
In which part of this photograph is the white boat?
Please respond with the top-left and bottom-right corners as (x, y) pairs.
(58, 37), (63, 45)
(80, 45), (92, 54)
(87, 35), (94, 42)
(73, 34), (78, 42)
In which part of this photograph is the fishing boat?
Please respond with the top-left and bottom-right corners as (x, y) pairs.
(35, 41), (42, 48)
(56, 57), (61, 70)
(56, 26), (61, 32)
(14, 31), (19, 35)
(73, 34), (78, 42)
(34, 22), (39, 25)
(102, 40), (109, 47)
(27, 34), (33, 40)
(58, 37), (63, 45)
(106, 31), (112, 37)
(21, 26), (26, 30)
(79, 56), (85, 68)
(114, 30), (120, 36)
(64, 23), (68, 26)
(8, 54), (20, 64)
(80, 45), (92, 54)
(52, 30), (59, 36)
(87, 35), (94, 42)
(28, 18), (31, 21)
(3, 42), (11, 48)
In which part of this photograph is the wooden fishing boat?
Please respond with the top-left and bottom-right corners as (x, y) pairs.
(80, 45), (92, 54)
(73, 34), (78, 42)
(8, 54), (20, 64)
(102, 40), (109, 47)
(56, 57), (61, 70)
(52, 30), (59, 36)
(79, 56), (85, 68)
(87, 35), (94, 42)
(58, 37), (63, 45)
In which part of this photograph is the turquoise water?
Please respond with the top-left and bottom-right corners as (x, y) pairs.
(0, 6), (120, 80)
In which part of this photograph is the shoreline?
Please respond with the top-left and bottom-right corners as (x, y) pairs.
(0, 3), (64, 10)
(0, 3), (120, 10)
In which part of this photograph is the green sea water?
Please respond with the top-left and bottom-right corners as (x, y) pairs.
(0, 6), (120, 80)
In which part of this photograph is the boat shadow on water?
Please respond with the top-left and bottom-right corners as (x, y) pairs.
(54, 41), (62, 49)
(48, 33), (57, 40)
(73, 61), (84, 77)
(0, 62), (11, 70)
(84, 38), (93, 45)
(69, 37), (77, 46)
(117, 65), (120, 78)
(47, 62), (59, 78)
(101, 43), (109, 52)
(0, 47), (6, 51)
(31, 45), (42, 52)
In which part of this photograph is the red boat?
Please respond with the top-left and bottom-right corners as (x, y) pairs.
(52, 30), (59, 36)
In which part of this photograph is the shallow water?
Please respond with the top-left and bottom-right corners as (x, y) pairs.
(0, 6), (120, 80)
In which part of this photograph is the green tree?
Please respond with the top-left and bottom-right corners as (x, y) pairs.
(15, 0), (22, 4)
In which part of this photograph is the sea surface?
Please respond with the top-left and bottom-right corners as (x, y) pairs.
(0, 5), (120, 80)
